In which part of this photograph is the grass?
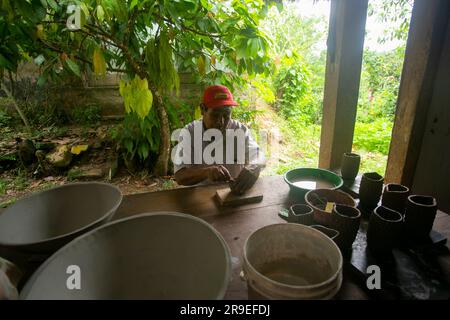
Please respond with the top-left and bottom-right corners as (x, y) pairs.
(67, 168), (83, 181)
(0, 197), (17, 208)
(355, 149), (388, 176)
(13, 168), (29, 191)
(0, 178), (7, 195)
(251, 101), (389, 177)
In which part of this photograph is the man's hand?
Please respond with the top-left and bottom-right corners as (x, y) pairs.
(230, 165), (261, 195)
(206, 165), (232, 182)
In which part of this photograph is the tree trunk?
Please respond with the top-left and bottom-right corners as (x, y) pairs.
(152, 91), (170, 176)
(1, 80), (32, 135)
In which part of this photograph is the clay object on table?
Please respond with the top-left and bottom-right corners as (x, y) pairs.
(359, 172), (384, 209)
(215, 187), (263, 206)
(305, 189), (356, 227)
(242, 223), (342, 299)
(310, 225), (340, 245)
(404, 195), (438, 242)
(288, 204), (314, 225)
(341, 153), (361, 180)
(381, 183), (410, 214)
(367, 206), (403, 255)
(331, 204), (361, 250)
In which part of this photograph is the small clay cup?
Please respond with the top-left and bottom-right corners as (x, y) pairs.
(359, 172), (384, 209)
(289, 204), (314, 225)
(404, 195), (437, 241)
(341, 153), (361, 180)
(310, 225), (340, 246)
(331, 204), (361, 249)
(381, 183), (410, 214)
(367, 206), (403, 255)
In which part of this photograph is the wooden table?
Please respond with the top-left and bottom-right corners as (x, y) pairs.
(1, 175), (449, 299)
(113, 175), (450, 300)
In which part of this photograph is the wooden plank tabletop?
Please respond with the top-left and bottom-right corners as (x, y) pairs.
(1, 175), (449, 299)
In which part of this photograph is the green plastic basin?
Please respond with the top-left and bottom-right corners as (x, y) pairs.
(284, 168), (344, 203)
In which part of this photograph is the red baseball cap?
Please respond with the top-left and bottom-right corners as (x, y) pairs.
(202, 85), (238, 109)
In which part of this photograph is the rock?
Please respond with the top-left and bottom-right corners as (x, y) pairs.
(46, 145), (72, 168)
(68, 166), (104, 180)
(16, 138), (36, 165)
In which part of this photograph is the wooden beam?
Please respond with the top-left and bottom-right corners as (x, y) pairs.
(319, 0), (368, 170)
(385, 0), (450, 185)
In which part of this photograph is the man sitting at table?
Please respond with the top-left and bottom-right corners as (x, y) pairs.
(173, 85), (265, 195)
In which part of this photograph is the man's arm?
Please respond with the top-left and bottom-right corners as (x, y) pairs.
(174, 165), (232, 186)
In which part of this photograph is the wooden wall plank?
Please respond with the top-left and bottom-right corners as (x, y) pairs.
(385, 0), (449, 185)
(319, 0), (368, 170)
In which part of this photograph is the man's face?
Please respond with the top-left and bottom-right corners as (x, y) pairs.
(202, 105), (232, 131)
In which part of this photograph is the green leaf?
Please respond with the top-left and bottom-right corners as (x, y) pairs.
(47, 0), (58, 11)
(79, 2), (89, 17)
(96, 5), (105, 22)
(194, 106), (202, 120)
(130, 0), (139, 10)
(37, 75), (46, 87)
(138, 142), (149, 160)
(65, 59), (81, 77)
(93, 47), (106, 76)
(200, 0), (212, 10)
(124, 139), (134, 153)
(0, 53), (14, 70)
(119, 76), (153, 119)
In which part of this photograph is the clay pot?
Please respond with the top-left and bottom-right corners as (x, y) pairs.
(305, 189), (356, 227)
(289, 204), (314, 225)
(359, 172), (384, 209)
(331, 204), (361, 250)
(404, 195), (437, 241)
(367, 206), (403, 255)
(381, 184), (410, 214)
(310, 225), (340, 241)
(341, 153), (361, 180)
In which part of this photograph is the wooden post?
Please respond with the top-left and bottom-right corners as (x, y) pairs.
(319, 0), (368, 170)
(385, 0), (449, 185)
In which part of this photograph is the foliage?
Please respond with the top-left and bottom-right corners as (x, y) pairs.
(273, 56), (320, 124)
(0, 109), (12, 126)
(369, 0), (413, 43)
(260, 3), (327, 125)
(357, 48), (405, 122)
(71, 105), (102, 125)
(23, 103), (68, 128)
(110, 109), (160, 163)
(353, 119), (393, 155)
(261, 3), (327, 61)
(0, 178), (6, 195)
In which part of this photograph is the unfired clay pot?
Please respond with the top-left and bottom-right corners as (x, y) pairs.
(341, 153), (361, 180)
(331, 204), (361, 250)
(381, 183), (410, 214)
(404, 195), (437, 241)
(367, 206), (403, 255)
(359, 172), (384, 209)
